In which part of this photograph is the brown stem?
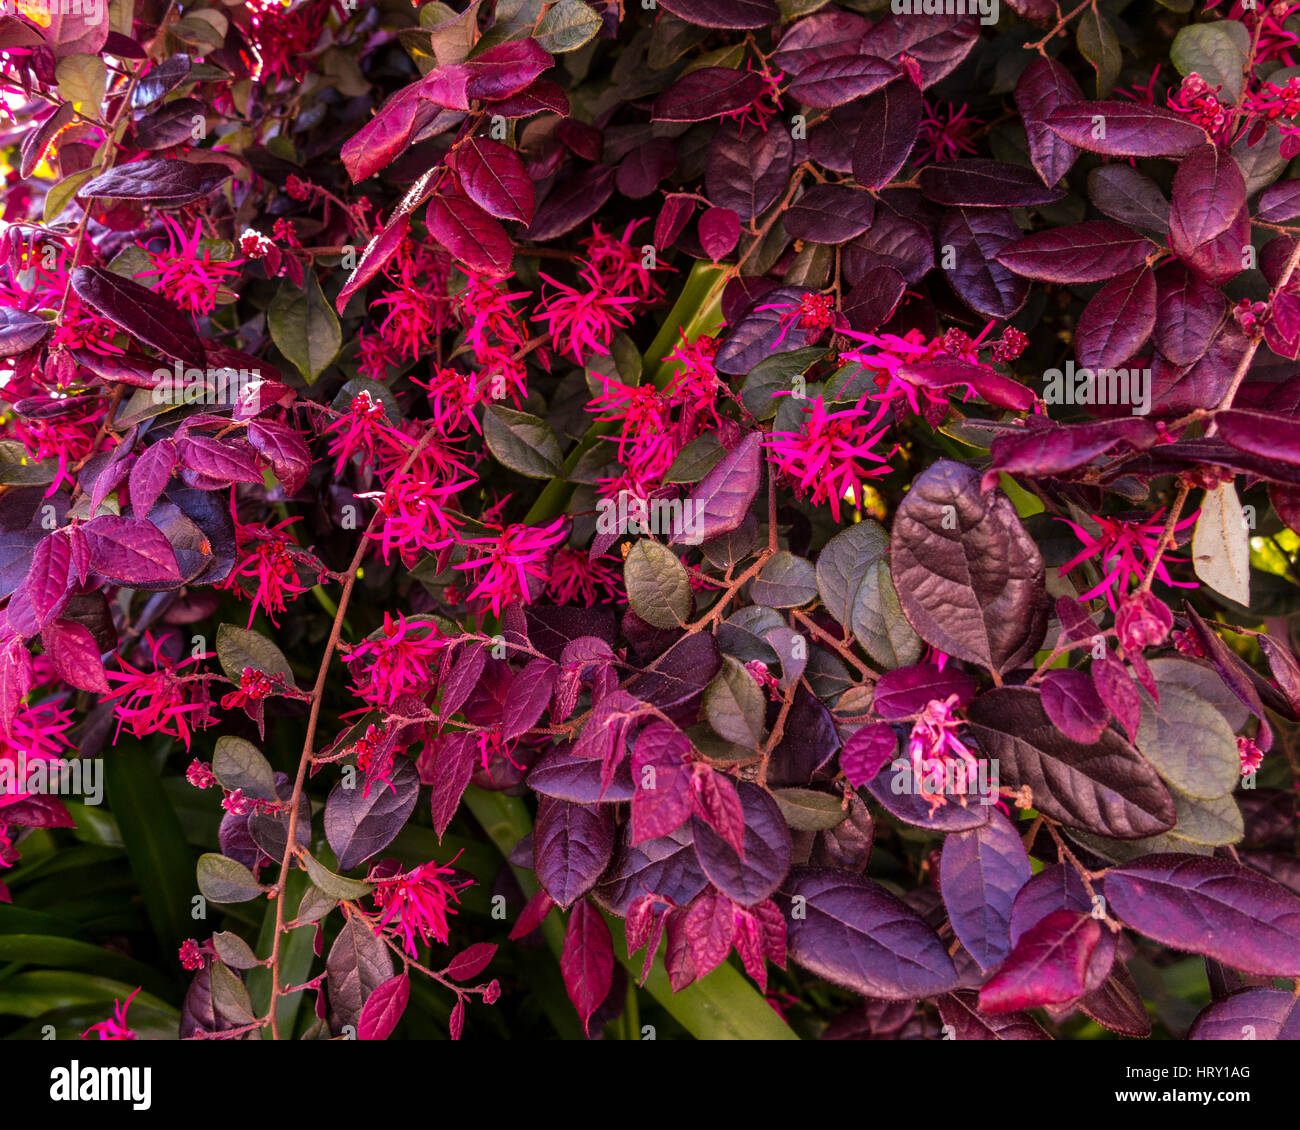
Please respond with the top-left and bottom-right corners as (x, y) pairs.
(1138, 479), (1192, 594)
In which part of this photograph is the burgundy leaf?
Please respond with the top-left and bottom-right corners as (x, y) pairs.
(450, 137), (535, 224)
(840, 722), (898, 788)
(129, 439), (177, 515)
(918, 159), (1066, 208)
(1044, 101), (1208, 157)
(691, 780), (791, 906)
(966, 687), (1175, 838)
(654, 193), (695, 250)
(1009, 863), (1093, 946)
(983, 418), (1157, 488)
(176, 435), (264, 488)
(1040, 668), (1110, 743)
(1015, 57), (1083, 187)
(561, 900), (615, 1034)
(246, 419), (311, 495)
(1088, 163), (1171, 234)
(443, 941), (497, 982)
(656, 0), (778, 28)
(630, 719), (692, 843)
(71, 266), (203, 363)
(83, 515), (182, 587)
(1092, 651), (1140, 740)
(706, 122), (793, 222)
(675, 431), (761, 544)
(324, 759), (420, 871)
(593, 822), (709, 917)
(425, 731), (478, 837)
(785, 183), (876, 244)
(1169, 144), (1248, 285)
(1153, 261), (1226, 366)
(652, 67), (764, 122)
(890, 461), (1048, 675)
(615, 139), (676, 199)
(938, 989), (1050, 1039)
(464, 40), (554, 101)
(526, 164), (615, 241)
(842, 268), (906, 332)
(501, 656), (558, 741)
(428, 190), (513, 276)
(851, 80), (923, 190)
(939, 207), (1030, 320)
(873, 662), (977, 720)
(41, 618), (109, 693)
(357, 972), (409, 1040)
(786, 54), (900, 109)
(1075, 264), (1157, 371)
(1189, 987), (1300, 1040)
(996, 221), (1153, 283)
(978, 910), (1100, 1014)
(697, 206), (740, 261)
(858, 13), (979, 88)
(78, 157), (229, 207)
(896, 357), (1035, 412)
(509, 889), (556, 940)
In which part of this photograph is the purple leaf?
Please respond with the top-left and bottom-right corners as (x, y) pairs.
(939, 208), (1030, 320)
(840, 722), (897, 788)
(326, 915), (394, 1034)
(176, 435), (264, 488)
(629, 720), (692, 843)
(501, 656), (558, 741)
(978, 910), (1101, 1014)
(996, 221), (1153, 283)
(529, 744), (635, 803)
(786, 54), (899, 109)
(1088, 163), (1171, 234)
(851, 80), (923, 190)
(1009, 863), (1093, 946)
(246, 419), (311, 495)
(983, 418), (1157, 488)
(1040, 668), (1110, 744)
(592, 823), (708, 917)
(782, 866), (960, 1000)
(966, 687), (1175, 838)
(940, 808), (1033, 972)
(1092, 651), (1141, 740)
(706, 122), (793, 222)
(652, 67), (764, 122)
(714, 284), (819, 374)
(425, 731), (478, 838)
(873, 662), (978, 720)
(535, 797), (616, 908)
(1189, 988), (1300, 1040)
(1169, 144), (1248, 285)
(674, 431), (760, 544)
(1153, 261), (1226, 367)
(863, 766), (992, 831)
(842, 268), (906, 332)
(129, 439), (176, 516)
(71, 266), (203, 363)
(858, 13), (979, 88)
(1215, 408), (1300, 467)
(464, 40), (554, 101)
(767, 685), (840, 786)
(0, 307), (52, 355)
(1045, 101), (1208, 157)
(785, 183), (876, 244)
(83, 515), (182, 587)
(1258, 180), (1300, 222)
(444, 941), (497, 982)
(890, 461), (1049, 675)
(561, 900), (614, 1034)
(450, 137), (534, 224)
(616, 139), (676, 199)
(526, 164), (615, 241)
(896, 356), (1035, 412)
(1075, 264), (1156, 370)
(692, 780), (791, 906)
(919, 159), (1066, 208)
(657, 0), (777, 26)
(1104, 854), (1300, 976)
(324, 759), (420, 871)
(357, 973), (409, 1040)
(1015, 57), (1083, 187)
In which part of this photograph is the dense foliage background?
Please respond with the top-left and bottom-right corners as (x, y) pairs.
(2, 0), (1300, 1042)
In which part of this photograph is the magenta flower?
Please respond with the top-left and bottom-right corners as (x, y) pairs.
(454, 518), (568, 616)
(915, 99), (982, 164)
(342, 612), (445, 708)
(764, 394), (894, 522)
(1057, 509), (1199, 610)
(754, 291), (840, 347)
(547, 546), (624, 606)
(589, 377), (678, 484)
(81, 987), (141, 1041)
(104, 635), (216, 752)
(219, 516), (317, 628)
(369, 855), (473, 957)
(322, 389), (409, 475)
(532, 265), (640, 363)
(359, 472), (471, 566)
(582, 220), (667, 302)
(1239, 735), (1264, 776)
(135, 215), (244, 317)
(906, 694), (982, 815)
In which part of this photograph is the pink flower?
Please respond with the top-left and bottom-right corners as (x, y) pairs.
(82, 987), (141, 1040)
(359, 472), (471, 566)
(186, 759), (217, 789)
(547, 546), (624, 606)
(454, 518), (568, 616)
(342, 612), (445, 708)
(1239, 735), (1264, 776)
(754, 291), (840, 347)
(179, 939), (208, 971)
(532, 265), (639, 363)
(104, 635), (216, 752)
(219, 515), (316, 628)
(323, 390), (409, 475)
(135, 215), (244, 316)
(1057, 509), (1199, 610)
(370, 855), (473, 957)
(582, 220), (667, 302)
(906, 694), (981, 814)
(764, 394), (894, 522)
(588, 377), (678, 484)
(915, 100), (982, 164)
